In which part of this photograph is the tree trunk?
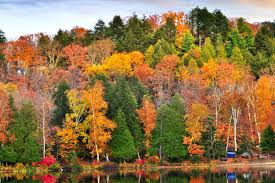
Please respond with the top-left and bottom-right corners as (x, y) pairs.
(42, 102), (46, 158)
(226, 116), (232, 152)
(106, 153), (110, 162)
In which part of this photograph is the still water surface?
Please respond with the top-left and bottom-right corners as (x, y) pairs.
(1, 168), (275, 182)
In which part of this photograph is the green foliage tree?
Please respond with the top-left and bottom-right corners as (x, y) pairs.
(260, 125), (275, 153)
(94, 19), (107, 40)
(255, 26), (274, 57)
(0, 29), (6, 65)
(0, 102), (40, 164)
(106, 78), (144, 156)
(54, 29), (73, 47)
(154, 17), (176, 43)
(200, 37), (216, 63)
(150, 94), (187, 161)
(201, 119), (226, 160)
(110, 110), (136, 162)
(151, 38), (177, 67)
(249, 52), (270, 78)
(181, 31), (195, 55)
(127, 77), (147, 107)
(231, 46), (245, 66)
(120, 15), (152, 52)
(107, 15), (125, 50)
(145, 45), (154, 66)
(215, 34), (226, 59)
(51, 82), (71, 126)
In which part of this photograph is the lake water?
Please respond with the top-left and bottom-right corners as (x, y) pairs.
(1, 167), (275, 182)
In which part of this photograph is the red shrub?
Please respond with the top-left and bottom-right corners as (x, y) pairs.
(135, 159), (145, 165)
(34, 156), (57, 167)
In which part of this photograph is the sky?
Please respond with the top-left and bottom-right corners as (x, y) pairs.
(0, 0), (274, 40)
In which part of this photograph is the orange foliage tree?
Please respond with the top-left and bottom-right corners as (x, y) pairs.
(80, 81), (116, 162)
(136, 97), (156, 151)
(183, 103), (208, 156)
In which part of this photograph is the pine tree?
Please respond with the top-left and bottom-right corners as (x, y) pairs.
(231, 46), (245, 66)
(215, 34), (226, 59)
(152, 38), (177, 67)
(260, 125), (275, 153)
(201, 37), (216, 63)
(145, 45), (154, 66)
(110, 110), (136, 162)
(0, 102), (40, 163)
(181, 32), (195, 54)
(150, 94), (187, 161)
(51, 82), (70, 126)
(106, 78), (144, 156)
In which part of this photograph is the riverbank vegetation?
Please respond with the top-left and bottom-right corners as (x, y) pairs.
(0, 7), (274, 168)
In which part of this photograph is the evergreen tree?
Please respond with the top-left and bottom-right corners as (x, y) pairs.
(51, 82), (70, 126)
(260, 125), (275, 153)
(127, 77), (148, 107)
(154, 17), (176, 43)
(0, 29), (6, 64)
(152, 38), (177, 67)
(231, 46), (245, 66)
(215, 34), (226, 59)
(94, 19), (107, 40)
(145, 45), (154, 66)
(200, 37), (216, 63)
(54, 29), (73, 47)
(255, 26), (274, 57)
(106, 78), (144, 156)
(181, 31), (195, 55)
(249, 52), (270, 78)
(107, 15), (125, 50)
(120, 15), (151, 52)
(110, 110), (136, 162)
(201, 119), (226, 160)
(150, 94), (187, 161)
(213, 9), (229, 41)
(0, 102), (40, 164)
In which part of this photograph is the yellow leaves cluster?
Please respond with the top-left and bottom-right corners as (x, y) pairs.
(0, 82), (17, 93)
(85, 51), (144, 78)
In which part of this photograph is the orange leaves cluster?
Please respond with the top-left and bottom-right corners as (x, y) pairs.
(82, 81), (116, 159)
(147, 11), (189, 34)
(57, 120), (79, 159)
(4, 35), (44, 69)
(136, 97), (156, 149)
(62, 43), (88, 67)
(183, 103), (208, 156)
(0, 89), (12, 144)
(255, 76), (273, 131)
(161, 11), (189, 34)
(71, 26), (87, 39)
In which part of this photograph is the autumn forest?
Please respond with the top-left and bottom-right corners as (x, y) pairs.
(0, 8), (274, 166)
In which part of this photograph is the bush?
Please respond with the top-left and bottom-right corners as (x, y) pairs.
(135, 159), (145, 166)
(36, 156), (57, 167)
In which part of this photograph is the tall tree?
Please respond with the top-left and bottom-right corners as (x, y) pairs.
(80, 81), (116, 162)
(136, 97), (156, 151)
(51, 82), (70, 126)
(110, 110), (136, 162)
(151, 94), (187, 161)
(260, 125), (275, 153)
(106, 78), (144, 158)
(0, 102), (40, 164)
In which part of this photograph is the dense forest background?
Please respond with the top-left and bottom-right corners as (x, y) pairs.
(0, 7), (274, 164)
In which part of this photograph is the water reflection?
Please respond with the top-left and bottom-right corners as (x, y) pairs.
(1, 168), (275, 182)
